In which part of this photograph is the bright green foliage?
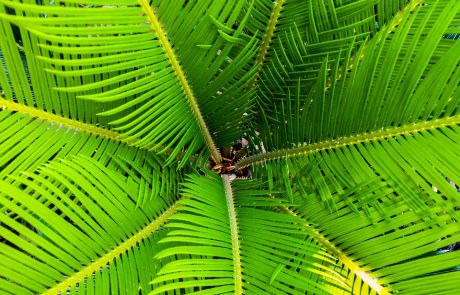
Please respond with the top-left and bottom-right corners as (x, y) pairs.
(0, 0), (459, 294)
(152, 174), (346, 294)
(0, 155), (180, 294)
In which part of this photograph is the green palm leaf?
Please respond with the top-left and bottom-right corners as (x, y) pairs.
(234, 1), (460, 293)
(248, 0), (458, 150)
(0, 155), (180, 294)
(0, 106), (183, 201)
(240, 0), (459, 199)
(244, 0), (411, 108)
(0, 0), (260, 164)
(0, 0), (459, 294)
(292, 180), (460, 294)
(152, 173), (347, 294)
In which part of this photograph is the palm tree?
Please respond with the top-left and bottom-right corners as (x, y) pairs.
(0, 0), (459, 294)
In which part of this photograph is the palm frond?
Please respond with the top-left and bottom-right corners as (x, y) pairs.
(244, 111), (460, 233)
(291, 177), (460, 294)
(249, 0), (459, 151)
(277, 206), (391, 295)
(0, 0), (260, 164)
(1, 0), (459, 294)
(256, 129), (460, 293)
(234, 5), (460, 292)
(0, 155), (180, 294)
(237, 0), (460, 218)
(244, 0), (411, 104)
(0, 104), (183, 201)
(152, 173), (348, 294)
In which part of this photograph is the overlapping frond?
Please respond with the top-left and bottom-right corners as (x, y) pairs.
(0, 0), (260, 164)
(236, 2), (460, 293)
(253, 122), (460, 294)
(0, 155), (182, 295)
(150, 0), (260, 148)
(244, 0), (411, 106)
(251, 120), (460, 293)
(1, 0), (459, 294)
(249, 0), (459, 150)
(291, 177), (460, 294)
(246, 115), (460, 216)
(152, 173), (347, 294)
(277, 206), (390, 295)
(238, 0), (460, 214)
(0, 103), (183, 200)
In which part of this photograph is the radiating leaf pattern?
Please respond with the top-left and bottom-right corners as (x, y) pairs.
(0, 0), (260, 164)
(0, 0), (458, 294)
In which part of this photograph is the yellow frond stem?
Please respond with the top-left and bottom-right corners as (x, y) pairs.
(42, 202), (180, 295)
(236, 115), (460, 169)
(0, 97), (122, 141)
(222, 175), (243, 294)
(246, 0), (284, 90)
(282, 207), (390, 295)
(138, 0), (221, 163)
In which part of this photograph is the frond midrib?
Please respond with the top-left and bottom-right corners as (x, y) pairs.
(222, 175), (243, 294)
(138, 0), (222, 163)
(42, 202), (180, 295)
(236, 115), (460, 169)
(246, 0), (284, 90)
(281, 206), (390, 295)
(0, 97), (124, 142)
